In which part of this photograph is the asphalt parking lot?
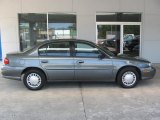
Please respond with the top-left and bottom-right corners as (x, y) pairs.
(0, 64), (160, 120)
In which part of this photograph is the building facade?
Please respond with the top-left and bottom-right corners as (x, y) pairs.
(0, 0), (160, 63)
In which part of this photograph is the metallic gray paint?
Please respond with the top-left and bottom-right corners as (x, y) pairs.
(1, 39), (156, 82)
(40, 57), (74, 80)
(74, 57), (114, 81)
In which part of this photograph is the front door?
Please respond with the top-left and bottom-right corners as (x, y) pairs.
(74, 41), (113, 81)
(39, 41), (74, 80)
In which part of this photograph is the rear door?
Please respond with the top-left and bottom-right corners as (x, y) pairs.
(38, 41), (74, 80)
(73, 41), (114, 81)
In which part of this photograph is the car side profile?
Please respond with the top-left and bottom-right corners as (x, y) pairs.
(1, 39), (156, 90)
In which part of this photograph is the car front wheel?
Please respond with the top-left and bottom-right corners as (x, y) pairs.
(23, 69), (46, 90)
(117, 67), (139, 88)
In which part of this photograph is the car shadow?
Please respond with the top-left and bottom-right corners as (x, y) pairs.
(44, 81), (118, 90)
(43, 77), (160, 90)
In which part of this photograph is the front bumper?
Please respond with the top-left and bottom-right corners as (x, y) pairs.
(141, 66), (156, 80)
(1, 65), (24, 80)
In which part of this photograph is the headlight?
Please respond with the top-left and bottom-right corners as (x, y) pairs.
(148, 63), (152, 67)
(138, 63), (152, 68)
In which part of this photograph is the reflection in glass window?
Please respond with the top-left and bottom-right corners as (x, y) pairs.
(39, 42), (70, 57)
(97, 25), (120, 39)
(75, 43), (100, 57)
(123, 25), (140, 57)
(48, 14), (76, 39)
(97, 25), (120, 54)
(19, 13), (77, 52)
(19, 13), (47, 51)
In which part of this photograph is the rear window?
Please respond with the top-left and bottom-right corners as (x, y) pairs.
(38, 42), (70, 57)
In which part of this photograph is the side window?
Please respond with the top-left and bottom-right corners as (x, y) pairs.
(38, 42), (70, 57)
(75, 42), (101, 57)
(39, 44), (47, 56)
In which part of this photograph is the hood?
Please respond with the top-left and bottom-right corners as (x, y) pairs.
(114, 54), (150, 63)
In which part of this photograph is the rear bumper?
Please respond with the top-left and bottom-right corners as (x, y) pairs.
(1, 65), (23, 80)
(2, 75), (21, 80)
(141, 66), (156, 80)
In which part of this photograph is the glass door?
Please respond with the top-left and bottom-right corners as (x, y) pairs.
(123, 25), (140, 57)
(97, 23), (141, 57)
(97, 25), (121, 55)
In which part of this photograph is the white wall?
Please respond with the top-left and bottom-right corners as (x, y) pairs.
(0, 0), (160, 63)
(142, 0), (160, 63)
(0, 0), (21, 59)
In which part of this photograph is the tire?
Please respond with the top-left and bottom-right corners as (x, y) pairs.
(22, 69), (46, 90)
(117, 67), (139, 88)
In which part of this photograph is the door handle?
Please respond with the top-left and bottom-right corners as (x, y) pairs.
(76, 60), (84, 64)
(41, 60), (48, 63)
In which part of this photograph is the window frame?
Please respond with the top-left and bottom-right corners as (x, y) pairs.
(96, 12), (141, 22)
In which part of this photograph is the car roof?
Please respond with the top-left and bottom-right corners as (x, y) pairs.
(43, 39), (93, 43)
(33, 39), (95, 50)
(37, 39), (94, 46)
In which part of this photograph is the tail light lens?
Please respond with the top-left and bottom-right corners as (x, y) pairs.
(4, 58), (9, 65)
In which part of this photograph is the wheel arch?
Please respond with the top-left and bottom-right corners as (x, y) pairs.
(21, 67), (48, 81)
(115, 65), (141, 82)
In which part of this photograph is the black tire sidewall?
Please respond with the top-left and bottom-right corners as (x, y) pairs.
(23, 69), (46, 90)
(117, 67), (139, 88)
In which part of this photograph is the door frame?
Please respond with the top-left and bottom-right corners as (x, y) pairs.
(96, 22), (142, 56)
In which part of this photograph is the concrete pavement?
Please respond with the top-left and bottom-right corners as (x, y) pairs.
(0, 65), (160, 120)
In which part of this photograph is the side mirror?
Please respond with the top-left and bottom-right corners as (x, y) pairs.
(98, 53), (105, 59)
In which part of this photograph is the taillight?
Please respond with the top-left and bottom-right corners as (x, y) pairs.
(4, 58), (9, 65)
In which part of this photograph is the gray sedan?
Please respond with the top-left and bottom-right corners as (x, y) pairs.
(1, 39), (156, 90)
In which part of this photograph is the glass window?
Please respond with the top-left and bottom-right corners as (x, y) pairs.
(96, 13), (141, 22)
(19, 13), (77, 52)
(39, 42), (70, 57)
(19, 13), (47, 51)
(75, 42), (101, 57)
(97, 25), (121, 54)
(123, 25), (140, 57)
(48, 14), (77, 39)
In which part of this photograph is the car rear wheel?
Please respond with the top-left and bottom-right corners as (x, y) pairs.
(117, 67), (139, 88)
(23, 69), (46, 90)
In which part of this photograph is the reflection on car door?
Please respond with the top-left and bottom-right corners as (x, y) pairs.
(74, 42), (114, 81)
(39, 41), (74, 80)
